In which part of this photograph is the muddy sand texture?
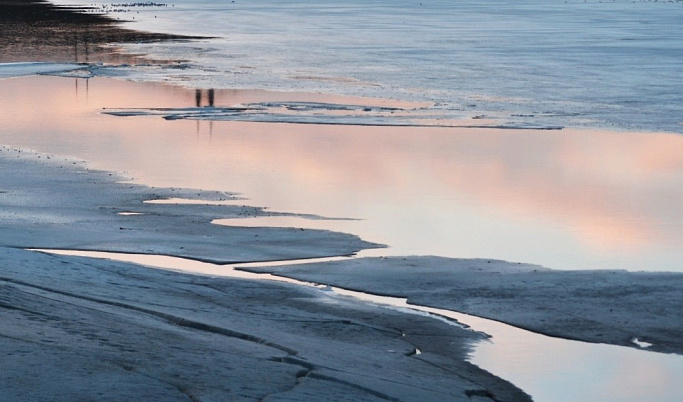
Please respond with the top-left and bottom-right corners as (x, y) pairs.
(0, 147), (379, 262)
(0, 0), (196, 63)
(0, 149), (529, 401)
(0, 247), (530, 401)
(245, 257), (683, 355)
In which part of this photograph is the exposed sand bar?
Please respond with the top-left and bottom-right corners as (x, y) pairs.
(0, 62), (84, 78)
(1, 143), (681, 400)
(30, 248), (683, 401)
(0, 147), (528, 401)
(243, 257), (683, 355)
(0, 245), (525, 401)
(0, 146), (377, 262)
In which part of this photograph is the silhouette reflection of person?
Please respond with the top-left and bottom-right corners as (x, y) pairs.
(194, 89), (216, 107)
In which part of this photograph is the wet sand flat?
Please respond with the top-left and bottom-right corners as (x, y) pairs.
(244, 257), (683, 355)
(0, 147), (529, 401)
(0, 146), (376, 263)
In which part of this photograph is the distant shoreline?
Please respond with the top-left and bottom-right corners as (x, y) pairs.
(0, 0), (198, 64)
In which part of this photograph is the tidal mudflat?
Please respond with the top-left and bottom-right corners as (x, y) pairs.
(245, 257), (683, 355)
(0, 145), (527, 401)
(2, 71), (683, 402)
(2, 1), (683, 401)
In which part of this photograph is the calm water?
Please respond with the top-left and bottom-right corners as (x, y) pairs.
(30, 1), (682, 271)
(34, 0), (683, 272)
(55, 0), (683, 133)
(1, 75), (681, 272)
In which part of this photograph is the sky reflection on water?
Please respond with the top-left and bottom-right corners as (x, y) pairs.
(1, 74), (682, 272)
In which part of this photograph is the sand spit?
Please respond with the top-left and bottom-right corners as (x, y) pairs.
(0, 148), (530, 400)
(244, 257), (683, 355)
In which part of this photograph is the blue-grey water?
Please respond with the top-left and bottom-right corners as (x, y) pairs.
(61, 0), (683, 133)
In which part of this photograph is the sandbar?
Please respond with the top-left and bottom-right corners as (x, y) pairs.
(0, 148), (529, 401)
(244, 256), (683, 355)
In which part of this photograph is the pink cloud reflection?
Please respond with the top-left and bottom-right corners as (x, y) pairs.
(1, 75), (682, 257)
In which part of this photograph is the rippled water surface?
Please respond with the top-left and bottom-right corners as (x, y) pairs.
(55, 0), (683, 132)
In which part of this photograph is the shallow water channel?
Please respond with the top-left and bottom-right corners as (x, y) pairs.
(35, 249), (683, 402)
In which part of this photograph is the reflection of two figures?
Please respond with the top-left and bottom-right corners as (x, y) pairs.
(194, 89), (215, 139)
(195, 89), (215, 107)
(74, 78), (89, 100)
